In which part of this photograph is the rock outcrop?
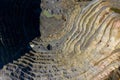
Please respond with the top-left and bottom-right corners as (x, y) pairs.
(0, 0), (120, 80)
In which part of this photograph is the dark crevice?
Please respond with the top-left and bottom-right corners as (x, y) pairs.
(111, 7), (120, 14)
(47, 44), (52, 50)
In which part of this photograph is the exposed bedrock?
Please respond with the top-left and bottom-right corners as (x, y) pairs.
(0, 0), (120, 80)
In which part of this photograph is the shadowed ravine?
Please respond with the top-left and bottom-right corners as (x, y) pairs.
(0, 0), (41, 68)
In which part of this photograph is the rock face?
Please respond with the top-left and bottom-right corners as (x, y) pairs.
(0, 0), (120, 80)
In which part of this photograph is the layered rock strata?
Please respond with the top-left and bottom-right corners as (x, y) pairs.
(0, 0), (120, 80)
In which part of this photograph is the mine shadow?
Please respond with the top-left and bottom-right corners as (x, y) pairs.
(0, 0), (41, 69)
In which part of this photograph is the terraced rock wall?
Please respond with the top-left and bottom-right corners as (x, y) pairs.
(0, 0), (120, 80)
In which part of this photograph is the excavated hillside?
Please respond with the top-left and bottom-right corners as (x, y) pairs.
(0, 0), (120, 80)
